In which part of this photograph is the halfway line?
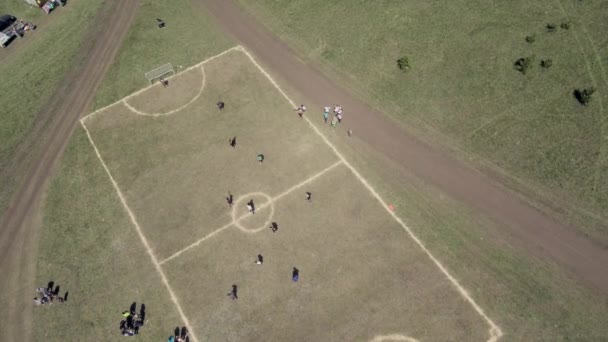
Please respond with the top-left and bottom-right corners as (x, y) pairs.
(160, 160), (343, 264)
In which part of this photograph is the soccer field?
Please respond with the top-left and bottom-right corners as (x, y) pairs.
(80, 46), (501, 341)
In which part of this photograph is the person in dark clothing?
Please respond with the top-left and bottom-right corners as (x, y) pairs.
(305, 192), (312, 201)
(247, 199), (255, 214)
(229, 136), (236, 148)
(269, 222), (278, 232)
(226, 192), (233, 207)
(292, 267), (299, 282)
(217, 101), (225, 110)
(228, 285), (238, 300)
(157, 18), (166, 28)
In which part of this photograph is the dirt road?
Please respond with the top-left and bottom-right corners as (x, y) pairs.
(0, 1), (139, 340)
(198, 0), (608, 294)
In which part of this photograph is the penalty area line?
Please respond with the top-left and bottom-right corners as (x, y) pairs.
(81, 121), (199, 342)
(80, 45), (241, 123)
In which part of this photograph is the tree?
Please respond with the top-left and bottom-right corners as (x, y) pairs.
(540, 59), (553, 68)
(525, 34), (536, 43)
(514, 57), (534, 74)
(397, 56), (410, 72)
(573, 87), (595, 106)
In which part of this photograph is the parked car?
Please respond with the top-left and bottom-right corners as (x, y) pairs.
(0, 14), (17, 47)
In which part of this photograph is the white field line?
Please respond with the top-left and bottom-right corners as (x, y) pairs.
(239, 46), (504, 342)
(80, 46), (241, 123)
(122, 64), (206, 117)
(270, 160), (343, 203)
(370, 334), (419, 342)
(160, 160), (343, 264)
(81, 121), (199, 342)
(159, 222), (232, 265)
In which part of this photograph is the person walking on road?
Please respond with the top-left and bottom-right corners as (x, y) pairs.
(333, 105), (342, 115)
(323, 106), (330, 124)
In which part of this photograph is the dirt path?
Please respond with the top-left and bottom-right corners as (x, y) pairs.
(198, 0), (608, 294)
(0, 1), (139, 340)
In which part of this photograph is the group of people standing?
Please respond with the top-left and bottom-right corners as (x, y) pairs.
(33, 281), (67, 306)
(323, 104), (344, 128)
(119, 302), (146, 337)
(299, 103), (350, 134)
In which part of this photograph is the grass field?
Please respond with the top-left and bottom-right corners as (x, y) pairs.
(0, 0), (105, 214)
(237, 0), (608, 243)
(92, 0), (232, 110)
(31, 1), (608, 340)
(75, 46), (496, 341)
(32, 129), (183, 341)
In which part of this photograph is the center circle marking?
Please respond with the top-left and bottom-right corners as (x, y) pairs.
(231, 192), (274, 233)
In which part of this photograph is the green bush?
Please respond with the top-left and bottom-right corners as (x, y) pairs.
(573, 87), (595, 106)
(546, 23), (557, 32)
(560, 22), (571, 30)
(397, 56), (410, 72)
(540, 59), (553, 68)
(514, 57), (534, 74)
(525, 34), (536, 43)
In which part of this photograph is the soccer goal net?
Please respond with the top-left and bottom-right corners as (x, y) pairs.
(145, 63), (175, 84)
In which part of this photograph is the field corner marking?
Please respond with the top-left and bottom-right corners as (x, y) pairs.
(80, 120), (200, 342)
(238, 46), (504, 341)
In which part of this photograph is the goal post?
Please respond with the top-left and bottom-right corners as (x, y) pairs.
(145, 63), (175, 84)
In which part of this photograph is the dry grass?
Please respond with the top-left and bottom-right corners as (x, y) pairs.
(77, 48), (489, 341)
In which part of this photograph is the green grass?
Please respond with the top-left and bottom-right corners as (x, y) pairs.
(237, 0), (608, 242)
(92, 0), (232, 110)
(0, 0), (44, 22)
(32, 1), (234, 339)
(0, 0), (105, 213)
(35, 0), (608, 340)
(323, 131), (608, 341)
(32, 129), (183, 341)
